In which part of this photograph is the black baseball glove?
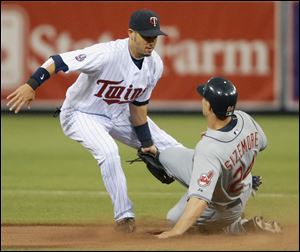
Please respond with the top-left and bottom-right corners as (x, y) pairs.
(137, 148), (174, 184)
(251, 175), (263, 197)
(252, 175), (263, 191)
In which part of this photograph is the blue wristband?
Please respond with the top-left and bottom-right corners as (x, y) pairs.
(27, 67), (50, 90)
(134, 122), (154, 148)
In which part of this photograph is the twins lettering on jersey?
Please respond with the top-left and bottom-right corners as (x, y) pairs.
(224, 132), (258, 170)
(95, 79), (146, 105)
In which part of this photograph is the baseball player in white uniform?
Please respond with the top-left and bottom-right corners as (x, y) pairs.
(6, 9), (183, 232)
(155, 77), (282, 239)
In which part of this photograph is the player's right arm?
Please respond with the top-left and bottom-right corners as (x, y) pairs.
(156, 197), (208, 239)
(6, 43), (104, 114)
(6, 58), (56, 114)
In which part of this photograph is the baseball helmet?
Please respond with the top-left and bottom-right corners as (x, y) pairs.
(197, 77), (238, 117)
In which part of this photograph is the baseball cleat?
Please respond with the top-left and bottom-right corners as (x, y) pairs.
(115, 217), (136, 233)
(243, 216), (282, 234)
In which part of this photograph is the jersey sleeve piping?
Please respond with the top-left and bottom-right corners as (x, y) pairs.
(188, 194), (211, 204)
(131, 100), (149, 106)
(50, 55), (69, 73)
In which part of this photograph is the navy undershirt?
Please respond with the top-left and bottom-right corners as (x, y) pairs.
(131, 56), (144, 70)
(218, 115), (238, 132)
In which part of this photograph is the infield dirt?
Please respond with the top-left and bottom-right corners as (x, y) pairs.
(1, 221), (299, 251)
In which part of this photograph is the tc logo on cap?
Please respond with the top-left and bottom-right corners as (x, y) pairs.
(149, 16), (158, 27)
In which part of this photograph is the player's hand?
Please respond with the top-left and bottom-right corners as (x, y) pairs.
(141, 144), (158, 156)
(6, 84), (35, 114)
(155, 229), (179, 239)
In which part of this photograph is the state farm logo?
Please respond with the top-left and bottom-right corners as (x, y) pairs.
(1, 6), (27, 90)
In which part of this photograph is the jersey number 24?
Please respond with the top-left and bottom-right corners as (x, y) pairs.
(229, 156), (256, 194)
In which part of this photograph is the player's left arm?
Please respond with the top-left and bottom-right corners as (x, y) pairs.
(251, 118), (268, 151)
(129, 103), (148, 126)
(130, 55), (162, 154)
(129, 103), (157, 154)
(243, 112), (268, 151)
(156, 197), (208, 239)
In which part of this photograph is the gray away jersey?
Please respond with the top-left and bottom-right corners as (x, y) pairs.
(188, 110), (267, 207)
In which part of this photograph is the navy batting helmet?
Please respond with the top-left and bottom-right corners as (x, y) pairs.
(197, 77), (238, 117)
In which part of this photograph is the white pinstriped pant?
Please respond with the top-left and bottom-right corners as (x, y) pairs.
(59, 108), (183, 221)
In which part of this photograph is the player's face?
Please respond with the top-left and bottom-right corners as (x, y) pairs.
(128, 29), (158, 58)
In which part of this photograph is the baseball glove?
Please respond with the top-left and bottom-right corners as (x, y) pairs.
(137, 148), (174, 184)
(252, 175), (262, 191)
(251, 175), (263, 197)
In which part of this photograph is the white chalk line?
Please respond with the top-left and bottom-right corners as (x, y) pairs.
(1, 189), (298, 198)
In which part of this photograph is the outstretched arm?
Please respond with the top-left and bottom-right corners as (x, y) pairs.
(6, 58), (56, 114)
(156, 197), (208, 239)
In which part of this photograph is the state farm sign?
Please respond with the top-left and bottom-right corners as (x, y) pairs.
(1, 2), (279, 111)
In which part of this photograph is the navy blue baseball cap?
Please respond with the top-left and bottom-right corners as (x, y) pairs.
(129, 9), (167, 37)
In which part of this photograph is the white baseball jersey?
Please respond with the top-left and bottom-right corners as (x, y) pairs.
(57, 38), (183, 221)
(59, 38), (163, 117)
(188, 110), (267, 207)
